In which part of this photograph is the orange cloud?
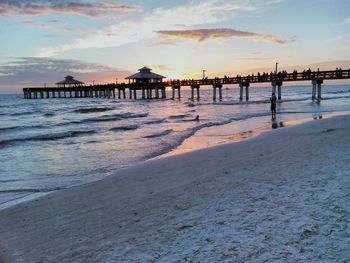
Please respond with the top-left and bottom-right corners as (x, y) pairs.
(156, 28), (288, 44)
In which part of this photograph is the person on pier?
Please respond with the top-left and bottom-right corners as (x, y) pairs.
(270, 92), (277, 119)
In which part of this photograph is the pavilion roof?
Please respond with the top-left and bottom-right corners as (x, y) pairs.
(56, 75), (84, 85)
(126, 67), (165, 80)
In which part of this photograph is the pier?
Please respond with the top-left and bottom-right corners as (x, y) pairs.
(23, 85), (116, 99)
(23, 68), (350, 101)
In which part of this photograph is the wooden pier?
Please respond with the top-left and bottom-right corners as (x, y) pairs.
(23, 85), (116, 99)
(23, 68), (350, 101)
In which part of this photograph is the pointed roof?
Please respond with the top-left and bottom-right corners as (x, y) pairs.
(56, 75), (84, 85)
(126, 67), (165, 80)
(139, 66), (152, 72)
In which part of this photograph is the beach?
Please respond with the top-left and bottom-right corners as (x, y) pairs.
(1, 85), (350, 210)
(1, 114), (349, 262)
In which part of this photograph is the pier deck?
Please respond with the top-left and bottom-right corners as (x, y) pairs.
(23, 69), (350, 100)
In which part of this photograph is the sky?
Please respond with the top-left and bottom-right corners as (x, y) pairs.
(0, 0), (349, 92)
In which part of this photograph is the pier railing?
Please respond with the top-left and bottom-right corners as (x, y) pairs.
(164, 69), (350, 86)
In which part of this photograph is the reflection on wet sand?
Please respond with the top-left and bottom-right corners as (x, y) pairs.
(167, 112), (349, 157)
(272, 121), (285, 129)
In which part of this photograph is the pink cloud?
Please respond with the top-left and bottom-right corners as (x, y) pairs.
(156, 28), (288, 44)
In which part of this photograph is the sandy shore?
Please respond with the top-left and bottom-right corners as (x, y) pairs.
(1, 115), (350, 262)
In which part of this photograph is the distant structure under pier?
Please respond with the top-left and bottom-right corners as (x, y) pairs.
(23, 68), (350, 101)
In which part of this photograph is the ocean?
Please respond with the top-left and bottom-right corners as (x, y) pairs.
(1, 83), (350, 208)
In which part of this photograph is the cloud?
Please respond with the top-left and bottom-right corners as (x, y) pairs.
(156, 28), (287, 44)
(37, 0), (286, 56)
(153, 64), (173, 71)
(237, 56), (275, 61)
(0, 57), (130, 87)
(325, 36), (343, 43)
(0, 0), (139, 17)
(20, 19), (63, 29)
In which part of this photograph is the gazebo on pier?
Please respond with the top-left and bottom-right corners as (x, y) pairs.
(125, 67), (165, 84)
(56, 75), (84, 88)
(125, 67), (166, 99)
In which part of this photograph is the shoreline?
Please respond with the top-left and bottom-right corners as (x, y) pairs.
(165, 110), (350, 157)
(1, 110), (349, 211)
(1, 114), (350, 262)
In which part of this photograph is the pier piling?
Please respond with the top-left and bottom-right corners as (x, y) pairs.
(239, 82), (249, 101)
(213, 83), (223, 101)
(172, 85), (181, 99)
(312, 80), (317, 100)
(191, 84), (200, 100)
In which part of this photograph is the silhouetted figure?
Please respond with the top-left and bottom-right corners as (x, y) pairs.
(194, 115), (199, 121)
(270, 92), (277, 119)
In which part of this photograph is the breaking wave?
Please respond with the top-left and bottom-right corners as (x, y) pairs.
(169, 114), (191, 119)
(143, 129), (173, 138)
(0, 124), (47, 133)
(109, 125), (139, 131)
(145, 118), (167, 125)
(0, 130), (96, 147)
(74, 107), (114, 114)
(83, 112), (148, 123)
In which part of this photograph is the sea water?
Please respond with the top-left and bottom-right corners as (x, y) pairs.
(1, 83), (350, 208)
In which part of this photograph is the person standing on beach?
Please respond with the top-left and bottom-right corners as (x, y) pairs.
(270, 93), (277, 119)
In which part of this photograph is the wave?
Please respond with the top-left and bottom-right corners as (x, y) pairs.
(109, 125), (139, 131)
(142, 112), (270, 160)
(280, 110), (335, 114)
(185, 102), (196, 107)
(0, 187), (63, 193)
(168, 114), (191, 119)
(0, 126), (21, 132)
(322, 95), (350, 100)
(0, 179), (18, 183)
(325, 90), (348, 95)
(55, 121), (82, 127)
(192, 97), (313, 107)
(145, 118), (167, 125)
(142, 104), (349, 160)
(74, 107), (114, 114)
(143, 129), (173, 138)
(86, 140), (99, 144)
(54, 112), (148, 127)
(0, 130), (96, 147)
(10, 111), (38, 117)
(0, 124), (47, 133)
(83, 112), (149, 123)
(43, 112), (55, 117)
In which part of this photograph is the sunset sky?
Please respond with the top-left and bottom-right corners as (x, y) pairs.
(0, 0), (349, 92)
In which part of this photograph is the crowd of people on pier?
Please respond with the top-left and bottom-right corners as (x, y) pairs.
(53, 67), (348, 89)
(164, 67), (349, 87)
(81, 67), (349, 88)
